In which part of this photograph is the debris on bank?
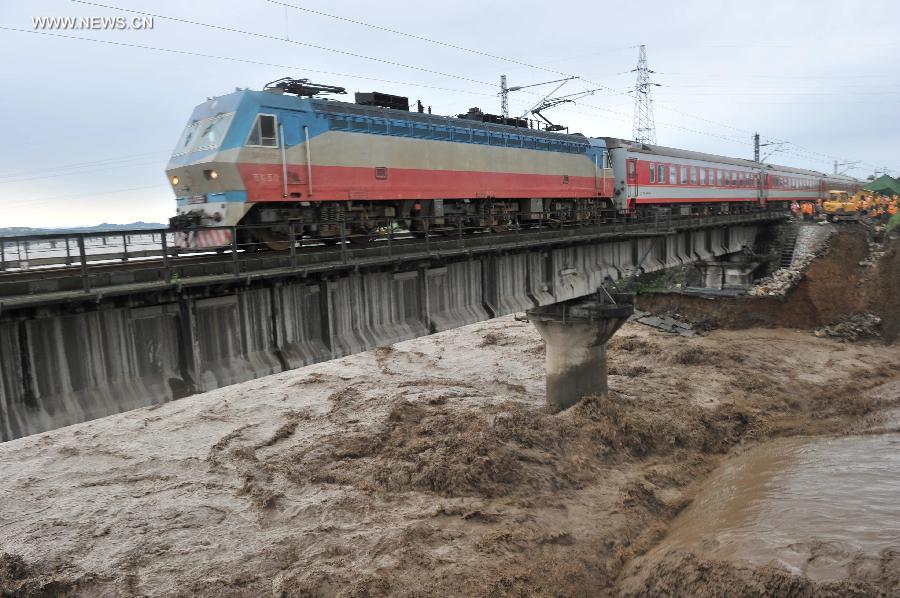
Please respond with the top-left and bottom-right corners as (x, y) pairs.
(750, 266), (806, 297)
(630, 309), (698, 337)
(750, 225), (829, 296)
(813, 313), (882, 342)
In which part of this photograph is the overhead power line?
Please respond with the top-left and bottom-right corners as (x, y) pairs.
(0, 27), (497, 98)
(28, 2), (893, 173)
(71, 0), (495, 87)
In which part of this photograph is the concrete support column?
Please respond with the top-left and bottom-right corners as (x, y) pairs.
(528, 292), (633, 412)
(723, 262), (759, 290)
(695, 258), (759, 292)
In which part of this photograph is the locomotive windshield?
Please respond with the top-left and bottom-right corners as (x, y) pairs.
(172, 112), (235, 156)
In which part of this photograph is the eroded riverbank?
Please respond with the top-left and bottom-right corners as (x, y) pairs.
(619, 409), (900, 596)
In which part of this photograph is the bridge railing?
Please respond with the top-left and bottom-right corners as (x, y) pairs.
(0, 209), (788, 301)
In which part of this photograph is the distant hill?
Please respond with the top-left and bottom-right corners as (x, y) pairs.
(0, 222), (166, 237)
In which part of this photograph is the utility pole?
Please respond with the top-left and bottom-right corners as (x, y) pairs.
(834, 160), (861, 175)
(500, 74), (509, 118)
(754, 133), (786, 163)
(632, 44), (658, 145)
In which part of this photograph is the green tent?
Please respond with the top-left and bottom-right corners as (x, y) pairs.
(863, 174), (900, 196)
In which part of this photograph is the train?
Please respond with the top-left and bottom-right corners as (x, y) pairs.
(165, 77), (862, 249)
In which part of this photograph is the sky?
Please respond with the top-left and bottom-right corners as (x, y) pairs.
(0, 0), (898, 228)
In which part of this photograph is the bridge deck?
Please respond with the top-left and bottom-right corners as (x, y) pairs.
(0, 211), (786, 310)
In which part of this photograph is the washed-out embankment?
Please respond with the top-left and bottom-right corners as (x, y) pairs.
(639, 228), (900, 343)
(0, 228), (898, 597)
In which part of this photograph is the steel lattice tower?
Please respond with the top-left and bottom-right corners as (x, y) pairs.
(632, 45), (657, 145)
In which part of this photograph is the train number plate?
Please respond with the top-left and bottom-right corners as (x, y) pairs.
(187, 194), (207, 204)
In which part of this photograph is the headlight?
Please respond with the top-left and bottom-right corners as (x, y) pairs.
(204, 169), (219, 180)
(171, 175), (179, 185)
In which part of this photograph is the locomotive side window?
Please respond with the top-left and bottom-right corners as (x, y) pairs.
(371, 119), (387, 134)
(392, 121), (411, 136)
(657, 164), (666, 183)
(649, 163), (655, 183)
(453, 128), (471, 142)
(247, 114), (278, 147)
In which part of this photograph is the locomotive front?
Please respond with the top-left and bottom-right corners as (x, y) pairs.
(166, 91), (255, 247)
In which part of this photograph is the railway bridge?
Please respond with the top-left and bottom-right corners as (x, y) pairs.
(0, 211), (786, 441)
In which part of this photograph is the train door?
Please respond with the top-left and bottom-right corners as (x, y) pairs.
(626, 158), (639, 201)
(757, 169), (767, 205)
(607, 147), (630, 211)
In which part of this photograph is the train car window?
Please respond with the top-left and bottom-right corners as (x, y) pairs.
(680, 166), (688, 185)
(690, 167), (698, 185)
(649, 163), (656, 183)
(246, 113), (277, 147)
(371, 119), (387, 134)
(699, 168), (706, 185)
(669, 165), (677, 185)
(657, 164), (666, 183)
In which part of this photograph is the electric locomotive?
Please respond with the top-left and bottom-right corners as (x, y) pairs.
(166, 77), (615, 248)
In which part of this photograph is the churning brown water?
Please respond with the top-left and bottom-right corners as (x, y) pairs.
(653, 431), (900, 582)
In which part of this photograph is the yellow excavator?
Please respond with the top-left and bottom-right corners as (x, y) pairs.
(821, 190), (860, 222)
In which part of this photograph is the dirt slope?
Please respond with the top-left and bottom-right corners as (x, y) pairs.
(638, 229), (900, 342)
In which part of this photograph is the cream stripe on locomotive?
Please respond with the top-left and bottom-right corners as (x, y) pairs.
(223, 130), (600, 178)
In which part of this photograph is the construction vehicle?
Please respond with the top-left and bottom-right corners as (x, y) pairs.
(821, 190), (860, 222)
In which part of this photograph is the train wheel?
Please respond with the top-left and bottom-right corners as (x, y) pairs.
(257, 229), (293, 251)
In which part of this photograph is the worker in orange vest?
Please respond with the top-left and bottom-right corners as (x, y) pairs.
(801, 202), (814, 221)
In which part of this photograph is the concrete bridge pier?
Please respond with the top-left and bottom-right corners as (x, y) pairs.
(696, 258), (760, 291)
(527, 292), (634, 412)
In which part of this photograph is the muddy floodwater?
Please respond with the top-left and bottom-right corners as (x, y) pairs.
(652, 428), (900, 582)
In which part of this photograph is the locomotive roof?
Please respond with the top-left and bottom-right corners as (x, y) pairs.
(604, 137), (858, 182)
(308, 97), (596, 146)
